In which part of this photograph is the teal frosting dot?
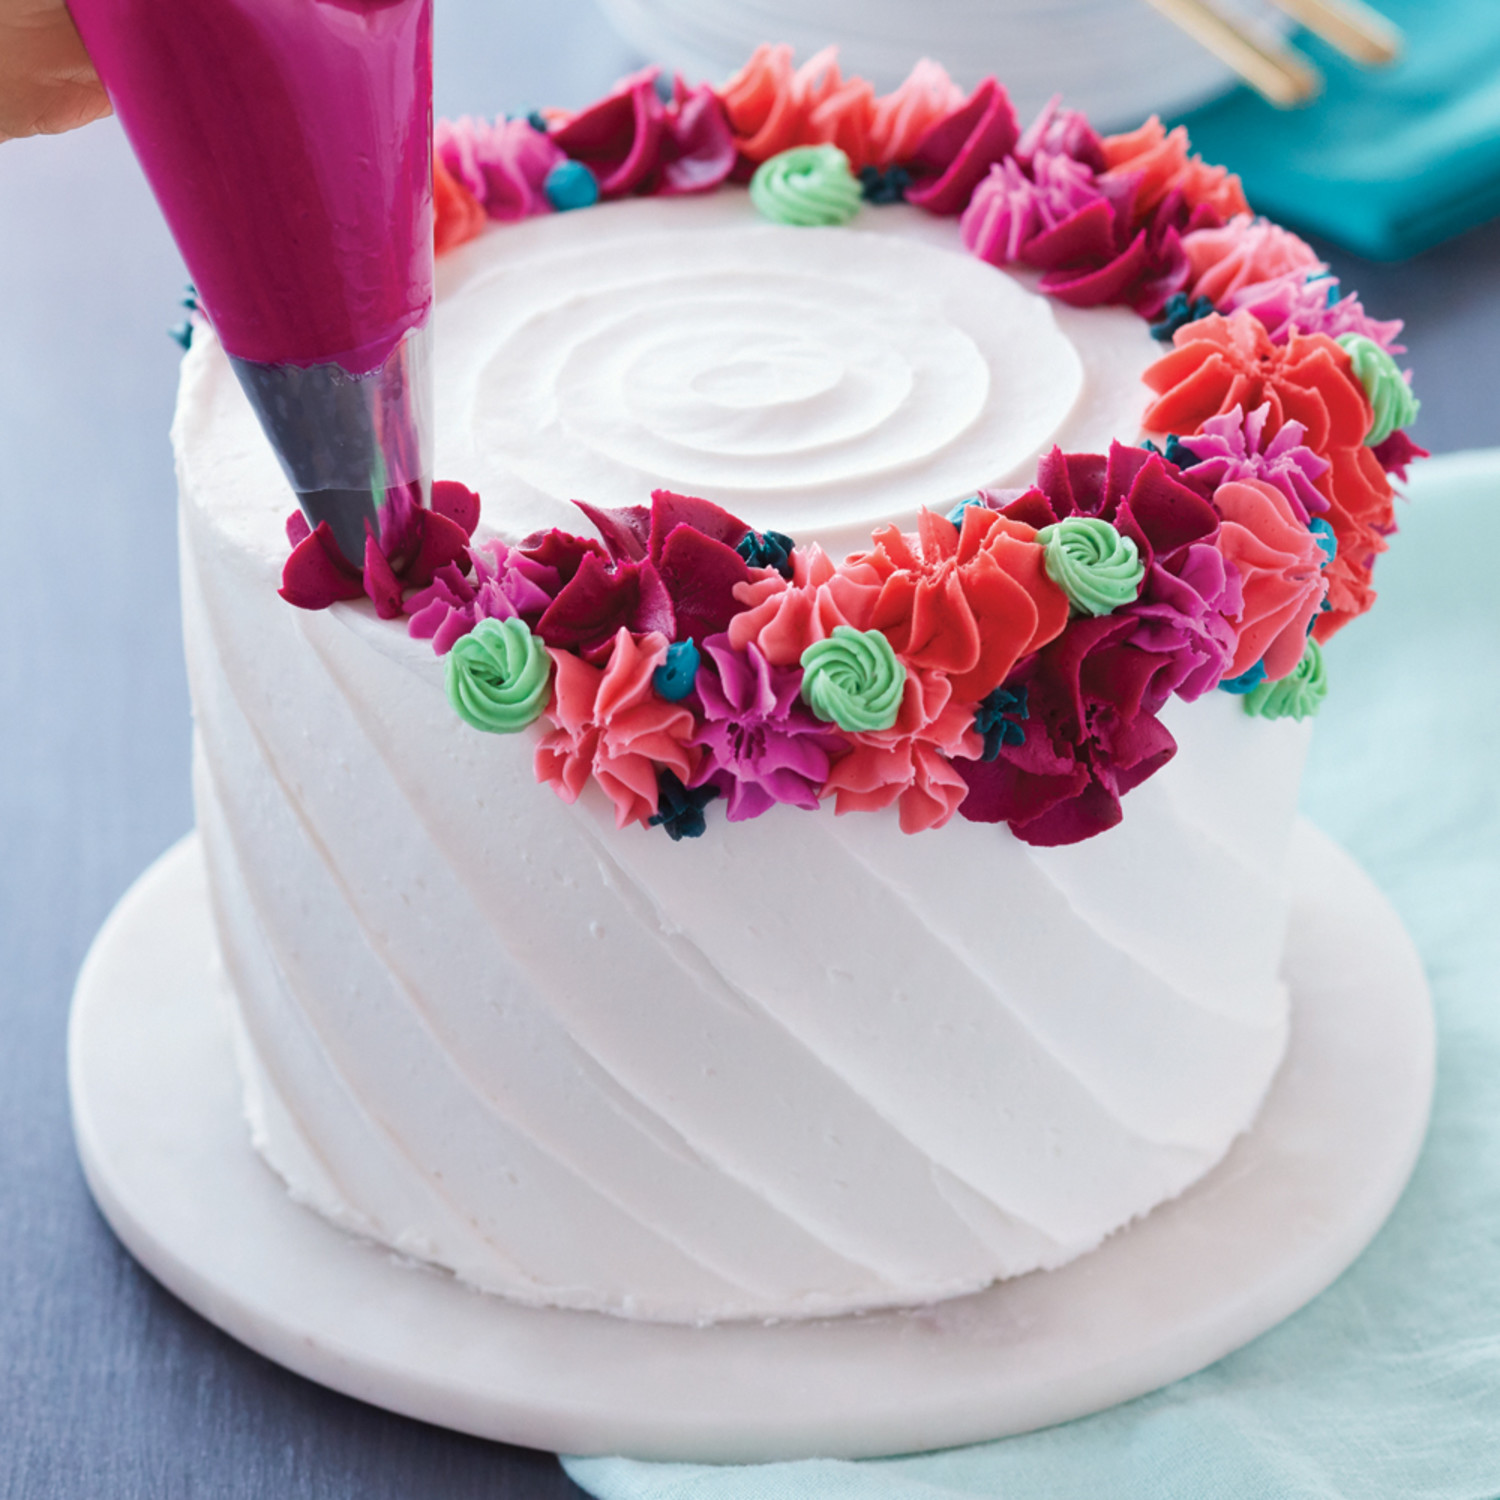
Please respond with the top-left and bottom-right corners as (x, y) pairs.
(545, 160), (600, 212)
(1337, 333), (1419, 447)
(1243, 637), (1328, 722)
(799, 626), (905, 733)
(750, 145), (863, 227)
(652, 639), (701, 702)
(445, 617), (553, 733)
(1036, 516), (1145, 616)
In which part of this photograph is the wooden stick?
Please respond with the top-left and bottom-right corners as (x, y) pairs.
(1144, 0), (1323, 108)
(1266, 0), (1403, 67)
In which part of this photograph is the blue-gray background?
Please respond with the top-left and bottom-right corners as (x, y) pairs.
(2, 2), (1497, 1494)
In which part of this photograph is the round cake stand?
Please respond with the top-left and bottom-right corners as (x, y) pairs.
(68, 820), (1433, 1464)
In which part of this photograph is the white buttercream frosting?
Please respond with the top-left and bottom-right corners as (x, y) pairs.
(176, 194), (1310, 1323)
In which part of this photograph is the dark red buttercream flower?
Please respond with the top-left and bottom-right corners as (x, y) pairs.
(905, 77), (1021, 215)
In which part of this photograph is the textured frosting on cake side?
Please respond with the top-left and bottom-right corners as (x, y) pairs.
(176, 197), (1312, 1323)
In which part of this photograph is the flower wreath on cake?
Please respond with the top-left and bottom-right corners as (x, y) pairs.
(271, 45), (1424, 849)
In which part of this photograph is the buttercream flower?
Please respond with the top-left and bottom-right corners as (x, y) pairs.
(1212, 478), (1328, 680)
(849, 506), (1070, 700)
(1100, 116), (1248, 224)
(1181, 214), (1322, 306)
(436, 115), (563, 222)
(1178, 404), (1330, 524)
(1001, 443), (1236, 703)
(1015, 94), (1106, 173)
(727, 544), (883, 666)
(535, 490), (754, 658)
(534, 628), (698, 828)
(1371, 429), (1429, 482)
(865, 58), (965, 166)
(957, 615), (1178, 846)
(406, 537), (560, 655)
(1037, 516), (1145, 616)
(962, 152), (1119, 271)
(904, 75), (1021, 215)
(1242, 636), (1328, 721)
(719, 45), (863, 166)
(688, 635), (847, 820)
(820, 661), (982, 834)
(446, 617), (553, 734)
(1141, 312), (1394, 637)
(1224, 272), (1404, 351)
(550, 68), (736, 199)
(1336, 334), (1419, 447)
(280, 480), (480, 617)
(433, 154), (486, 253)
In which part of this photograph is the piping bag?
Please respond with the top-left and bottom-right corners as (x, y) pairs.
(66, 0), (435, 569)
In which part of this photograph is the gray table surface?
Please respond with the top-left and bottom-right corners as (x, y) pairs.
(2, 4), (1497, 1494)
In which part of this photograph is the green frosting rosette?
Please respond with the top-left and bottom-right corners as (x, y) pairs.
(750, 144), (863, 227)
(1337, 333), (1420, 447)
(1036, 516), (1145, 617)
(445, 617), (553, 734)
(1243, 637), (1328, 722)
(800, 626), (905, 732)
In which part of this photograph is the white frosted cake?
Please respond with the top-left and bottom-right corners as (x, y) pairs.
(173, 56), (1418, 1324)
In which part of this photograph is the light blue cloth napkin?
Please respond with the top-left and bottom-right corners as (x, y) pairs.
(1177, 0), (1500, 260)
(565, 449), (1500, 1499)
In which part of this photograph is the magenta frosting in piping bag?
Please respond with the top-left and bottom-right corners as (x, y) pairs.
(68, 0), (435, 564)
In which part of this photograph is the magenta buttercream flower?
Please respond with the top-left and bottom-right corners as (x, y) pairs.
(1225, 272), (1405, 352)
(962, 152), (1119, 270)
(1126, 540), (1240, 701)
(1178, 403), (1330, 523)
(1015, 94), (1106, 173)
(905, 75), (1021, 215)
(688, 635), (846, 820)
(406, 539), (560, 654)
(534, 628), (698, 828)
(436, 116), (563, 222)
(957, 615), (1179, 846)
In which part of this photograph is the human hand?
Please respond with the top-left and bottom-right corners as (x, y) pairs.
(0, 0), (110, 142)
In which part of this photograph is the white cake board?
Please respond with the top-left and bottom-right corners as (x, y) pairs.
(69, 821), (1433, 1463)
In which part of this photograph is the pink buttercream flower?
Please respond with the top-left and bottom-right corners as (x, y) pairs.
(1213, 478), (1328, 680)
(821, 664), (981, 834)
(1182, 213), (1323, 306)
(1178, 403), (1330, 523)
(436, 115), (563, 222)
(727, 544), (883, 667)
(534, 628), (698, 828)
(962, 151), (1118, 270)
(1225, 272), (1405, 352)
(905, 75), (1021, 215)
(688, 635), (847, 820)
(405, 539), (560, 654)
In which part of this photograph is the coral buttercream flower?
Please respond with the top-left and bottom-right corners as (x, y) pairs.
(1181, 214), (1322, 306)
(850, 506), (1070, 700)
(534, 628), (698, 828)
(1100, 116), (1248, 223)
(727, 544), (883, 666)
(688, 635), (846, 820)
(1212, 479), (1328, 680)
(956, 615), (1179, 845)
(865, 58), (965, 166)
(1178, 404), (1330, 523)
(821, 662), (982, 834)
(432, 154), (486, 253)
(719, 45), (857, 166)
(436, 116), (563, 223)
(1142, 312), (1394, 637)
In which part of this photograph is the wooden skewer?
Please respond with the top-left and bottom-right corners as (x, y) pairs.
(1265, 0), (1403, 67)
(1143, 0), (1323, 107)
